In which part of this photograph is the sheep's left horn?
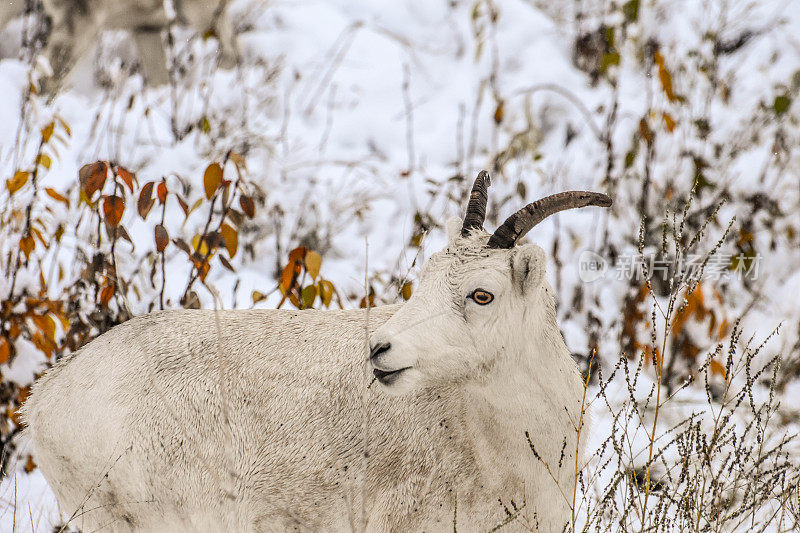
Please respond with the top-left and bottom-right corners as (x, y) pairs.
(487, 191), (612, 249)
(461, 170), (491, 236)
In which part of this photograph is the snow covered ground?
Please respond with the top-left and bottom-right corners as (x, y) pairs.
(1, 0), (800, 530)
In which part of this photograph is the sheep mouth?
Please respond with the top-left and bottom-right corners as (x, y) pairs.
(373, 366), (411, 385)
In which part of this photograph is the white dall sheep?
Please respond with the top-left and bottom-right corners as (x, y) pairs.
(24, 171), (611, 532)
(0, 0), (236, 90)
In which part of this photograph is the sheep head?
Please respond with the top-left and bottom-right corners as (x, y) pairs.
(368, 171), (611, 394)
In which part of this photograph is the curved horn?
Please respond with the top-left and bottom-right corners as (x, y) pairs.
(487, 191), (612, 249)
(461, 170), (492, 236)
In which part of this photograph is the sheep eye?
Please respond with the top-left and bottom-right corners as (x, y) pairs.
(469, 289), (494, 305)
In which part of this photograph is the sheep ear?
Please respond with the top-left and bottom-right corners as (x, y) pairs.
(511, 244), (546, 295)
(445, 216), (463, 243)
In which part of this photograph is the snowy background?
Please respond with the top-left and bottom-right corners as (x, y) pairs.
(1, 0), (800, 530)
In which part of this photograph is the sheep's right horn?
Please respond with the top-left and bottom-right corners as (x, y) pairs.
(487, 191), (612, 248)
(461, 170), (491, 236)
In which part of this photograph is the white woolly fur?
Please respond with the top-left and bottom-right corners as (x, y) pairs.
(24, 221), (585, 532)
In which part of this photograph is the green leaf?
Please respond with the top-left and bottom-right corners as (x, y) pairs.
(622, 0), (639, 22)
(773, 94), (791, 115)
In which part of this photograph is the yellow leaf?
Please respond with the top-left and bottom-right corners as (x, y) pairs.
(204, 162), (223, 199)
(192, 234), (209, 256)
(58, 117), (71, 137)
(662, 112), (676, 132)
(318, 280), (334, 307)
(41, 121), (55, 142)
(305, 250), (322, 280)
(252, 291), (266, 304)
(220, 223), (238, 258)
(401, 282), (413, 300)
(6, 171), (29, 194)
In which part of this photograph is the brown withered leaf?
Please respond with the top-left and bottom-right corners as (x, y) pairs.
(82, 161), (108, 198)
(218, 254), (235, 272)
(24, 455), (37, 473)
(239, 195), (255, 218)
(220, 223), (238, 258)
(173, 238), (191, 255)
(360, 294), (375, 308)
(116, 166), (136, 193)
(639, 118), (654, 145)
(177, 195), (189, 216)
(157, 181), (167, 204)
(155, 224), (169, 253)
(102, 195), (125, 227)
(138, 181), (155, 218)
(204, 162), (223, 199)
(6, 171), (29, 194)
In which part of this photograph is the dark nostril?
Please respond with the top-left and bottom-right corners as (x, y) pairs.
(369, 342), (391, 360)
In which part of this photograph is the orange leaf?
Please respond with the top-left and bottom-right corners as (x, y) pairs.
(24, 455), (36, 473)
(0, 337), (10, 365)
(204, 162), (223, 199)
(102, 195), (125, 227)
(360, 294), (375, 309)
(157, 181), (167, 204)
(31, 314), (56, 342)
(100, 284), (115, 306)
(663, 112), (676, 132)
(155, 224), (169, 253)
(654, 50), (677, 102)
(709, 359), (727, 379)
(305, 250), (321, 280)
(220, 223), (238, 258)
(20, 234), (35, 258)
(45, 187), (69, 206)
(239, 195), (255, 218)
(288, 246), (307, 264)
(6, 171), (29, 194)
(116, 166), (136, 193)
(280, 261), (301, 292)
(138, 181), (155, 218)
